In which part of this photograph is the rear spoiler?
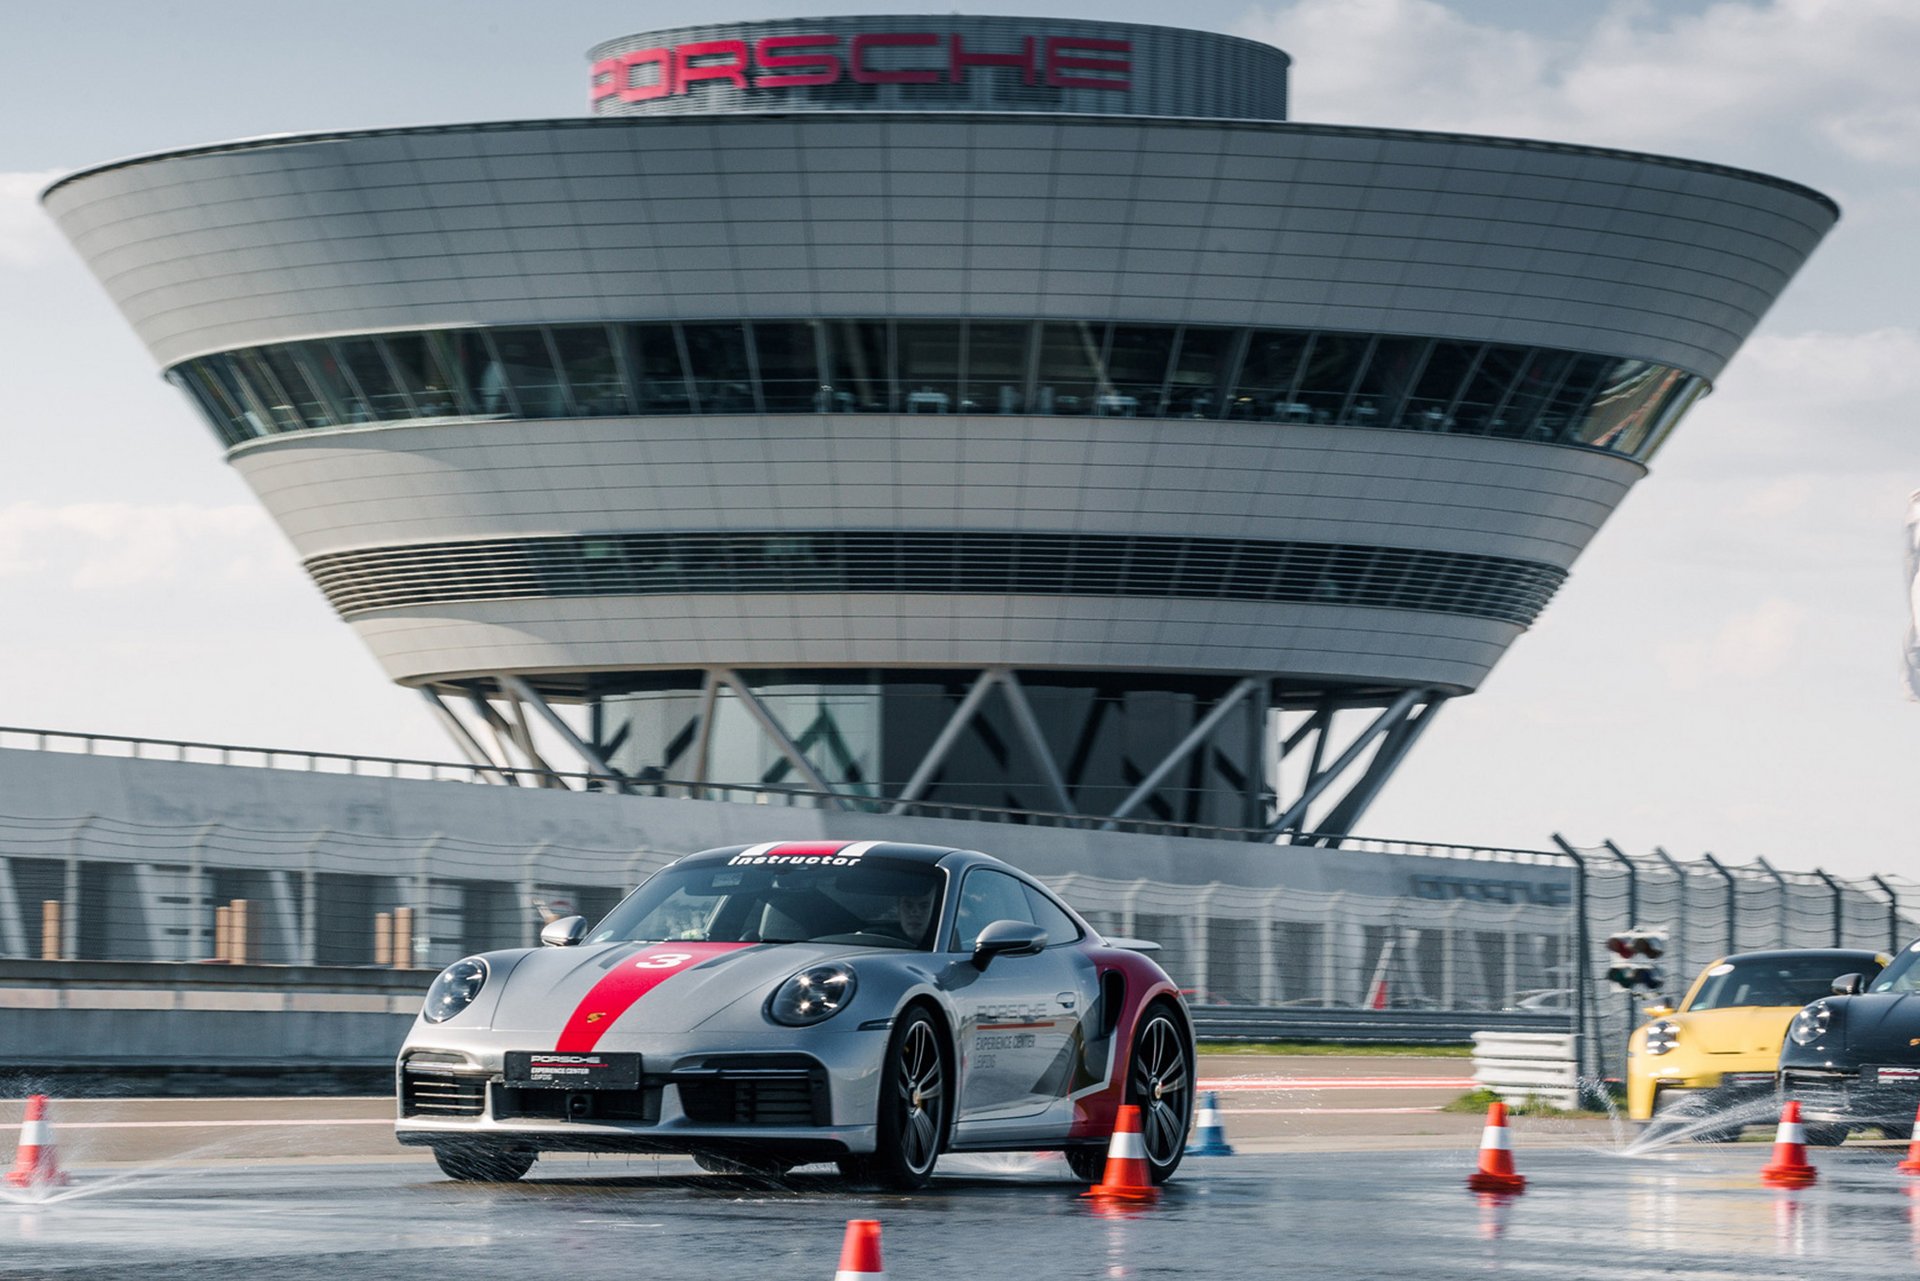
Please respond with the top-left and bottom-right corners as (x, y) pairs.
(1104, 937), (1162, 953)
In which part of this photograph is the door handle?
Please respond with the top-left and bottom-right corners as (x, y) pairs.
(1056, 991), (1077, 1010)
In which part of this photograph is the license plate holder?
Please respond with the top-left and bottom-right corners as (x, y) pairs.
(504, 1051), (641, 1089)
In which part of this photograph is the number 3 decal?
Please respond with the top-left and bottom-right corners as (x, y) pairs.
(635, 952), (692, 969)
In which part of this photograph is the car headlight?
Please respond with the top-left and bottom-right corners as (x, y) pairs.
(768, 964), (857, 1027)
(422, 957), (488, 1024)
(1645, 1020), (1680, 1056)
(1789, 1002), (1830, 1046)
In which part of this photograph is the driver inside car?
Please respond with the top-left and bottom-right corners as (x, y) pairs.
(891, 886), (938, 948)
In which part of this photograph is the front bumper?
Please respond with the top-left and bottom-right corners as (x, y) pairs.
(1779, 1066), (1920, 1127)
(396, 1036), (884, 1158)
(1628, 1057), (1776, 1121)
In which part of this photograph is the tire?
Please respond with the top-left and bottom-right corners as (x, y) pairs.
(1882, 1121), (1915, 1142)
(1064, 1146), (1107, 1182)
(1125, 1001), (1195, 1184)
(432, 1143), (535, 1183)
(691, 1151), (794, 1178)
(1803, 1124), (1850, 1147)
(845, 1005), (948, 1190)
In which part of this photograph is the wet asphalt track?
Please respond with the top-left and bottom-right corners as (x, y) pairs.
(8, 1145), (1920, 1279)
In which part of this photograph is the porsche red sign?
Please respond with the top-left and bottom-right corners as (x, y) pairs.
(592, 32), (1132, 104)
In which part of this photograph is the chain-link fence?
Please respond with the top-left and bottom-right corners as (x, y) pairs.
(2, 812), (1910, 1062)
(0, 814), (1579, 1015)
(1560, 837), (1918, 1079)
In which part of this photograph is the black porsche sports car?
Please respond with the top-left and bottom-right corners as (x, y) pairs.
(1777, 940), (1920, 1143)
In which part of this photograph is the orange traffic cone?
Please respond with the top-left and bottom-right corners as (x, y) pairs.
(834, 1219), (885, 1281)
(6, 1095), (70, 1189)
(1082, 1103), (1159, 1202)
(1465, 1100), (1525, 1193)
(1760, 1100), (1818, 1188)
(1897, 1103), (1920, 1174)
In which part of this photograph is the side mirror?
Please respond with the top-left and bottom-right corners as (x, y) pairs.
(1831, 972), (1865, 996)
(540, 915), (588, 948)
(972, 919), (1047, 969)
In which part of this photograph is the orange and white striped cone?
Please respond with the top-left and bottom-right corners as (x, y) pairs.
(834, 1219), (885, 1281)
(1464, 1100), (1525, 1193)
(1897, 1103), (1920, 1174)
(1082, 1103), (1159, 1202)
(1760, 1099), (1818, 1188)
(6, 1095), (70, 1189)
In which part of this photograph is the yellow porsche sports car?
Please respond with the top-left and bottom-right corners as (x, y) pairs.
(1626, 948), (1888, 1128)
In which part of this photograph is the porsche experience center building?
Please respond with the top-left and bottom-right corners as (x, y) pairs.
(45, 16), (1835, 847)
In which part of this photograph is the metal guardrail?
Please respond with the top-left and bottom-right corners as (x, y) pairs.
(1188, 1005), (1575, 1046)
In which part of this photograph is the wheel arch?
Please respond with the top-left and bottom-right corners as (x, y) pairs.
(897, 991), (959, 1150)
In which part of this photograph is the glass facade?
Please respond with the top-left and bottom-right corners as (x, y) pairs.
(167, 320), (1704, 461)
(305, 529), (1566, 627)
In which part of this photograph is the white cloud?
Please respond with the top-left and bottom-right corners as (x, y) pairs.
(0, 502), (285, 590)
(1236, 0), (1920, 164)
(0, 171), (64, 269)
(1655, 596), (1806, 691)
(1684, 326), (1920, 471)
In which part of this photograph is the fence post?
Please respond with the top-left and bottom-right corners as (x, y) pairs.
(1649, 847), (1688, 999)
(1322, 892), (1345, 1006)
(188, 821), (217, 962)
(1190, 884), (1218, 1003)
(520, 842), (552, 949)
(1259, 886), (1287, 1006)
(1600, 840), (1640, 1061)
(300, 830), (329, 967)
(1873, 875), (1901, 953)
(1812, 869), (1845, 947)
(1702, 853), (1737, 954)
(1754, 856), (1789, 948)
(412, 835), (442, 969)
(1549, 835), (1595, 1085)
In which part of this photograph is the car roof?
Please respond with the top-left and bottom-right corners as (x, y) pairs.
(1715, 948), (1884, 964)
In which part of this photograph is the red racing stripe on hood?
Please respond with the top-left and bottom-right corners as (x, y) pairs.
(555, 942), (755, 1052)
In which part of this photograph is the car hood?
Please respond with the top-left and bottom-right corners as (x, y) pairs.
(1675, 1006), (1798, 1056)
(487, 940), (881, 1038)
(1834, 994), (1920, 1061)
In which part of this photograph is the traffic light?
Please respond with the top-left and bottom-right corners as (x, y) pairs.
(1605, 929), (1665, 960)
(1604, 930), (1668, 989)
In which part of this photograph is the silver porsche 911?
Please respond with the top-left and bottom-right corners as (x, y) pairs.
(395, 840), (1195, 1189)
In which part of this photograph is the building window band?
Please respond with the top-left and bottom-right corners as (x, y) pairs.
(304, 529), (1566, 628)
(170, 319), (1703, 462)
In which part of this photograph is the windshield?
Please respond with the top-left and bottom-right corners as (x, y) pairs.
(588, 857), (945, 950)
(1871, 943), (1920, 993)
(1687, 955), (1881, 1011)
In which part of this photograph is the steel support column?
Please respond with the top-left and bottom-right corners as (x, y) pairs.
(996, 672), (1076, 816)
(889, 668), (1007, 814)
(1267, 688), (1426, 836)
(1308, 695), (1444, 844)
(499, 676), (628, 792)
(710, 669), (847, 809)
(688, 671), (720, 798)
(418, 688), (513, 785)
(1104, 677), (1259, 827)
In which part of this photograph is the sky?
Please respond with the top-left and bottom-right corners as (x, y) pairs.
(1, 0), (1915, 877)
